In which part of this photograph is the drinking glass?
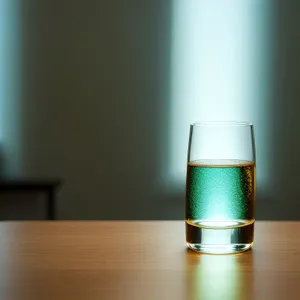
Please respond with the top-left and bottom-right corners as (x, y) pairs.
(186, 122), (256, 254)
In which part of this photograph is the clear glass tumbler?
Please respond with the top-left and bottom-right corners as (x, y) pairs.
(185, 122), (256, 254)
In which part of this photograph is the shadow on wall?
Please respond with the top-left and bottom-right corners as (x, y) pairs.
(259, 0), (300, 220)
(17, 0), (183, 220)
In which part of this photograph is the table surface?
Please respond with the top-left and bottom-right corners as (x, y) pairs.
(0, 221), (299, 300)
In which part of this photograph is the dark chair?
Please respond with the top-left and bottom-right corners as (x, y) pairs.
(0, 179), (62, 220)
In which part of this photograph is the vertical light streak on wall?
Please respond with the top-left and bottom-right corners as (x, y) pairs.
(170, 0), (272, 187)
(0, 0), (21, 175)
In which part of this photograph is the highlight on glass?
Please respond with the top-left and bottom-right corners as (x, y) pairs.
(185, 122), (256, 254)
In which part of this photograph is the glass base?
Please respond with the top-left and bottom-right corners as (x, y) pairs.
(187, 243), (252, 254)
(186, 220), (254, 254)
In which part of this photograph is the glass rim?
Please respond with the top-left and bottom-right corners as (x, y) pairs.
(191, 121), (253, 127)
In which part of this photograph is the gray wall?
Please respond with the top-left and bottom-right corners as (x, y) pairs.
(1, 0), (300, 220)
(260, 0), (300, 220)
(2, 0), (178, 220)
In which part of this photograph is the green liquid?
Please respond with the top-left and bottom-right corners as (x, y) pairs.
(186, 159), (255, 223)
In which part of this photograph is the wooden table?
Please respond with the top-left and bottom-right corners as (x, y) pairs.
(0, 221), (299, 299)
